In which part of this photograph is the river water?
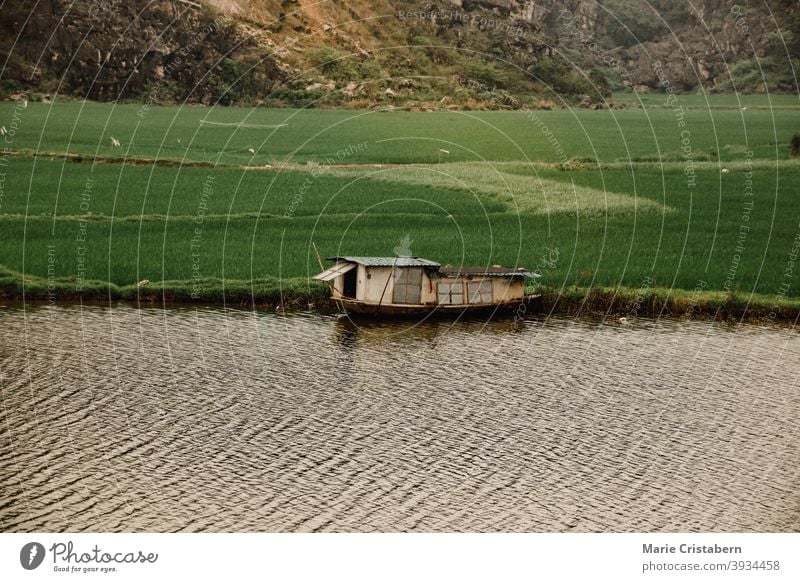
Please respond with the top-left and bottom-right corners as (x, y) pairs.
(1, 305), (798, 532)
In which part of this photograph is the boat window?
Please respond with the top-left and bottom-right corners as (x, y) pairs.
(467, 280), (493, 303)
(438, 281), (464, 304)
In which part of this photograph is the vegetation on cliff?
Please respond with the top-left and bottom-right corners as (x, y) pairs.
(1, 1), (798, 109)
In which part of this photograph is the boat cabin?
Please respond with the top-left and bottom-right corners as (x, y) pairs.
(313, 256), (530, 311)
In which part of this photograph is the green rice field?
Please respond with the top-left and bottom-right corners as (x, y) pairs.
(1, 96), (799, 316)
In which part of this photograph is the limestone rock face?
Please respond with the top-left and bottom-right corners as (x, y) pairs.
(0, 0), (794, 104)
(0, 0), (284, 102)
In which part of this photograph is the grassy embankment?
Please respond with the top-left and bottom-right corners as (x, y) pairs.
(1, 98), (799, 319)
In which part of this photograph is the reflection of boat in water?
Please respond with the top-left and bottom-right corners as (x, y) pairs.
(314, 256), (540, 318)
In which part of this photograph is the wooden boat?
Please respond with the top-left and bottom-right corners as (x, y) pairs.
(332, 295), (540, 318)
(313, 256), (539, 318)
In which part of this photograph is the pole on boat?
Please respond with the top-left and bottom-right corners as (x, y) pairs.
(312, 241), (325, 272)
(377, 255), (398, 308)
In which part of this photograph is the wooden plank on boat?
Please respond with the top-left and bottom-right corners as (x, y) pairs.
(313, 262), (357, 281)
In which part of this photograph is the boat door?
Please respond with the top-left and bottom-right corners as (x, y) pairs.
(343, 267), (357, 298)
(392, 267), (422, 304)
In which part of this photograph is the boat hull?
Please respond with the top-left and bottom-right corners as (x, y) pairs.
(334, 295), (541, 318)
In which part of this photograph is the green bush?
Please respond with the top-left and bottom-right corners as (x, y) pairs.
(530, 56), (590, 96)
(465, 61), (508, 89)
(410, 35), (434, 47)
(0, 78), (21, 98)
(308, 47), (359, 81)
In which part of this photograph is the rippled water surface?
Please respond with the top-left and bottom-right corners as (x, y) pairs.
(1, 305), (799, 532)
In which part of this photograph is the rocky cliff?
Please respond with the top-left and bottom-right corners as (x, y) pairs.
(1, 0), (797, 107)
(0, 0), (284, 104)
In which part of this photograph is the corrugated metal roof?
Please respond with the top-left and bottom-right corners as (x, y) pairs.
(327, 256), (441, 267)
(439, 266), (530, 278)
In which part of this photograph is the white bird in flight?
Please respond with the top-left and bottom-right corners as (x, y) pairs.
(110, 137), (120, 147)
(248, 147), (255, 154)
